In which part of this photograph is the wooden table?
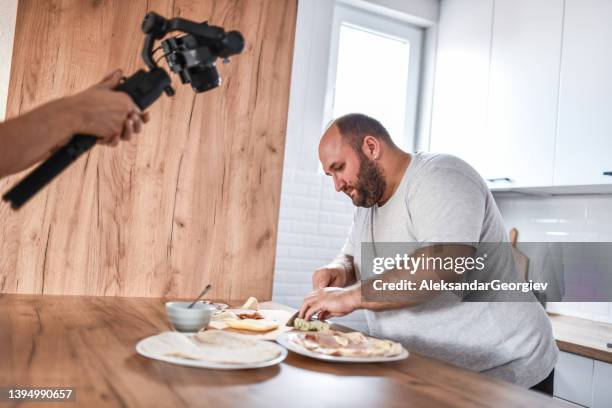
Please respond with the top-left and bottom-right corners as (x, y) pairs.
(0, 295), (570, 407)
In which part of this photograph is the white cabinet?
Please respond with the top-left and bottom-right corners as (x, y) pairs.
(554, 351), (612, 407)
(429, 0), (493, 178)
(484, 0), (564, 188)
(431, 0), (612, 191)
(430, 0), (564, 189)
(593, 360), (612, 408)
(554, 0), (612, 187)
(554, 351), (593, 407)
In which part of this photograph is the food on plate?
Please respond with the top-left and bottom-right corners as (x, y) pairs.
(207, 309), (293, 340)
(210, 310), (265, 322)
(237, 311), (264, 320)
(293, 317), (330, 332)
(240, 297), (259, 310)
(225, 319), (279, 332)
(212, 310), (239, 321)
(290, 330), (403, 358)
(208, 310), (238, 330)
(138, 331), (282, 364)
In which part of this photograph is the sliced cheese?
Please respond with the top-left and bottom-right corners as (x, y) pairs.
(226, 319), (278, 332)
(240, 296), (259, 310)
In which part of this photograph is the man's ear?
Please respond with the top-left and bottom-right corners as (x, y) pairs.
(362, 135), (381, 160)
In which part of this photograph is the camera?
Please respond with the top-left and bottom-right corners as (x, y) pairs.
(162, 24), (244, 92)
(142, 12), (245, 94)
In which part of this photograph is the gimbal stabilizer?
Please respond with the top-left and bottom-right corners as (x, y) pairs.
(2, 12), (244, 209)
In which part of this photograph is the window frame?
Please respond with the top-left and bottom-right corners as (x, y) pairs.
(324, 2), (425, 151)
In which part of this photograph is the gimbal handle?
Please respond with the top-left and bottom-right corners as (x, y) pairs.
(2, 68), (170, 209)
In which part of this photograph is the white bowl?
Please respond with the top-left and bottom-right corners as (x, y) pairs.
(165, 301), (216, 332)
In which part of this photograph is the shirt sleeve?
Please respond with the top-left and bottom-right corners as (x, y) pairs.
(408, 166), (486, 244)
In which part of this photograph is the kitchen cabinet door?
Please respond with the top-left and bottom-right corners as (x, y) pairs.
(429, 0), (493, 176)
(554, 0), (612, 186)
(484, 0), (564, 188)
(554, 351), (594, 407)
(593, 360), (612, 408)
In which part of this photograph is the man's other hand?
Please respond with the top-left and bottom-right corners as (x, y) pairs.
(312, 266), (347, 290)
(65, 70), (150, 145)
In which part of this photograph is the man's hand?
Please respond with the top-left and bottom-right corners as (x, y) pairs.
(312, 266), (347, 290)
(0, 69), (152, 179)
(299, 286), (360, 321)
(64, 70), (149, 146)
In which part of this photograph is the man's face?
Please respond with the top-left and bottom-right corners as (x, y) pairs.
(319, 126), (386, 208)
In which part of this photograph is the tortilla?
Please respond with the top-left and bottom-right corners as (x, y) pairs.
(141, 331), (282, 364)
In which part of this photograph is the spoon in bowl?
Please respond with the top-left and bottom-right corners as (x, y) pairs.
(187, 284), (212, 309)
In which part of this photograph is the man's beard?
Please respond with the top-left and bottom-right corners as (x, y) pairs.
(347, 154), (386, 208)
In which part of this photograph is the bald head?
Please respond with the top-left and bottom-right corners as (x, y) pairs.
(319, 115), (390, 208)
(333, 113), (396, 151)
(319, 113), (396, 164)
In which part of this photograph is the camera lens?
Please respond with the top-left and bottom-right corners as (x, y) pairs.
(188, 65), (220, 93)
(220, 31), (245, 58)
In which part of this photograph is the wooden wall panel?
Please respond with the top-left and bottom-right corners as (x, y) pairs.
(0, 0), (296, 300)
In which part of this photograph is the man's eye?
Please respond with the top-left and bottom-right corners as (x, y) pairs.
(337, 164), (345, 171)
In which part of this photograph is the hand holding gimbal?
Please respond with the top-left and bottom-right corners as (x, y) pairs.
(2, 12), (244, 209)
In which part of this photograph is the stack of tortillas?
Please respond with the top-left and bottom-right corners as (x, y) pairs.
(139, 330), (282, 364)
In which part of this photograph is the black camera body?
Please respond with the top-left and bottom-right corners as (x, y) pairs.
(142, 12), (244, 94)
(162, 34), (222, 92)
(3, 12), (244, 209)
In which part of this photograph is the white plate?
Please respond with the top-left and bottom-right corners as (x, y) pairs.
(135, 333), (288, 370)
(276, 332), (409, 363)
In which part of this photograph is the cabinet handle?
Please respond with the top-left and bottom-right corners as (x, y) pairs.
(486, 177), (512, 183)
(603, 171), (612, 176)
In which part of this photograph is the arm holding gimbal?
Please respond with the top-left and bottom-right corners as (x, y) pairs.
(2, 12), (244, 209)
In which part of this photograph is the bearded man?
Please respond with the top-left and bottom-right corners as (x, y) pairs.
(297, 113), (558, 394)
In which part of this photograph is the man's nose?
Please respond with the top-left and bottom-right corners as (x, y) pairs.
(333, 175), (346, 192)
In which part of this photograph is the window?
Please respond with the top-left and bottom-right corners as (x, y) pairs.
(325, 3), (424, 151)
